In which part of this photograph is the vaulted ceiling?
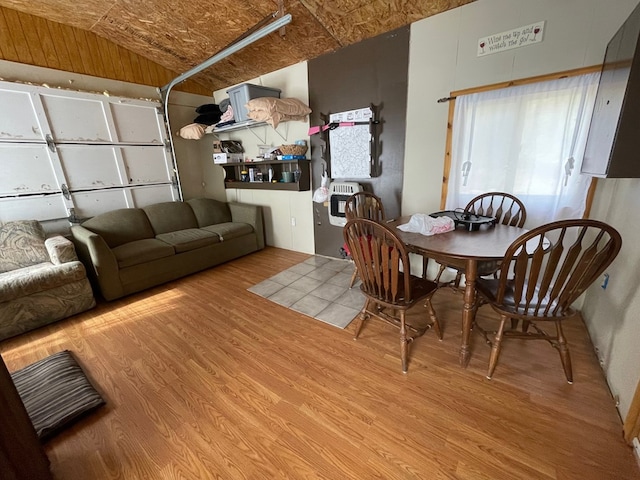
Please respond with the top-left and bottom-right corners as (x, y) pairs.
(0, 0), (475, 93)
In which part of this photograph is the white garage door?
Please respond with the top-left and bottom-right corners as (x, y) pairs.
(0, 81), (178, 229)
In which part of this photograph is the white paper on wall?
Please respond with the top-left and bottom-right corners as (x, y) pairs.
(329, 107), (372, 179)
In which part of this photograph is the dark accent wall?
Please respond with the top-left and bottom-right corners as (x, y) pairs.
(308, 27), (410, 258)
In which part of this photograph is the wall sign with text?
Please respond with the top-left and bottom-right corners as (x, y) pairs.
(477, 21), (545, 57)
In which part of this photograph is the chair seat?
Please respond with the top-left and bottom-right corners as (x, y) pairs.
(409, 275), (439, 303)
(476, 278), (562, 318)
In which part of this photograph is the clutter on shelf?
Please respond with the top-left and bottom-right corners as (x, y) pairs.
(176, 83), (312, 139)
(212, 139), (244, 164)
(193, 103), (223, 125)
(176, 123), (206, 140)
(245, 97), (312, 128)
(277, 143), (308, 157)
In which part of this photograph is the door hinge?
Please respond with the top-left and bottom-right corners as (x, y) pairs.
(46, 134), (56, 153)
(67, 208), (79, 223)
(61, 183), (70, 200)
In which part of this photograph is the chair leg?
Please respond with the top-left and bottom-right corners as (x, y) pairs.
(487, 314), (508, 379)
(349, 265), (358, 289)
(353, 299), (370, 340)
(422, 256), (429, 279)
(400, 310), (408, 373)
(453, 271), (463, 289)
(425, 299), (442, 340)
(556, 322), (573, 384)
(434, 264), (447, 284)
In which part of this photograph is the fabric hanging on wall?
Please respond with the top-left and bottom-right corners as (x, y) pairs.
(329, 107), (373, 178)
(446, 72), (600, 227)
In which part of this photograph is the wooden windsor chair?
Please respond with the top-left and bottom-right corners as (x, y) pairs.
(474, 219), (622, 383)
(344, 192), (386, 289)
(343, 218), (442, 373)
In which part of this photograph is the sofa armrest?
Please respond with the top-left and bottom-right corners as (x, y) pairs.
(229, 202), (265, 250)
(45, 235), (79, 264)
(70, 225), (123, 300)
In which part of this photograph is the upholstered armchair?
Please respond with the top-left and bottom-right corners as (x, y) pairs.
(0, 220), (95, 340)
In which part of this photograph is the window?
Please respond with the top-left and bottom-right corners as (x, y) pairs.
(444, 71), (600, 227)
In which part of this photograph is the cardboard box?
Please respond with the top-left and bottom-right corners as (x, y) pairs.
(213, 153), (243, 164)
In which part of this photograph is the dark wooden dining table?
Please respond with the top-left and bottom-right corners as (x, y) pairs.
(389, 216), (527, 367)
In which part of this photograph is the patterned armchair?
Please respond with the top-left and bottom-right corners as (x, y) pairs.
(0, 220), (95, 341)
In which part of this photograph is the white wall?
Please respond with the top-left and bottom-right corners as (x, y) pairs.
(212, 61), (315, 254)
(582, 178), (640, 419)
(405, 0), (640, 420)
(168, 93), (227, 202)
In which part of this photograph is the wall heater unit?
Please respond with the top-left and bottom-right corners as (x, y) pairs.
(328, 182), (362, 226)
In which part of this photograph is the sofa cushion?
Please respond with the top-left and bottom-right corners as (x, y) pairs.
(11, 350), (105, 440)
(0, 220), (49, 273)
(143, 202), (198, 235)
(112, 239), (175, 268)
(155, 228), (219, 253)
(0, 262), (88, 303)
(187, 198), (232, 227)
(81, 209), (154, 248)
(201, 222), (254, 241)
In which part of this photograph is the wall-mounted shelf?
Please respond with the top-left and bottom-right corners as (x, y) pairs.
(222, 159), (310, 191)
(206, 120), (289, 143)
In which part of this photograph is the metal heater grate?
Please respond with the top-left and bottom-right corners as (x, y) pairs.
(328, 182), (362, 226)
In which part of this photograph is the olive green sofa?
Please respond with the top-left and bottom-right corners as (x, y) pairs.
(70, 198), (264, 301)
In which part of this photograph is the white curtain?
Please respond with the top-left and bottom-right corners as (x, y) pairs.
(446, 73), (600, 228)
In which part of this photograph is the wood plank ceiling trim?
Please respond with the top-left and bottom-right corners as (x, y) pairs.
(0, 6), (210, 96)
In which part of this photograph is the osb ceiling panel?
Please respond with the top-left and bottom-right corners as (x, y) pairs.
(0, 0), (475, 92)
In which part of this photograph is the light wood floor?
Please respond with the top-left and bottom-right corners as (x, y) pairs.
(1, 247), (637, 479)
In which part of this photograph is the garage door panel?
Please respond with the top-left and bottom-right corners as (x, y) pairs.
(121, 146), (172, 184)
(111, 103), (165, 144)
(71, 185), (176, 218)
(41, 94), (113, 143)
(59, 145), (172, 190)
(0, 195), (67, 222)
(70, 189), (131, 218)
(0, 89), (46, 142)
(0, 80), (177, 227)
(130, 185), (177, 206)
(58, 146), (123, 190)
(0, 145), (59, 195)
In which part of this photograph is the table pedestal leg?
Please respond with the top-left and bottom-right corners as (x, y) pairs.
(460, 259), (477, 367)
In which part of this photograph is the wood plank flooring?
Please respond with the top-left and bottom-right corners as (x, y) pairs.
(1, 247), (637, 479)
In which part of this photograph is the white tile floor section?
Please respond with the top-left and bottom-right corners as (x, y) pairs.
(248, 255), (365, 329)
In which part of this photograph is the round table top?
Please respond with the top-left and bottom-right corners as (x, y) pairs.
(389, 216), (527, 261)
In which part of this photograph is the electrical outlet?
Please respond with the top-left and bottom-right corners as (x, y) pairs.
(291, 217), (296, 226)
